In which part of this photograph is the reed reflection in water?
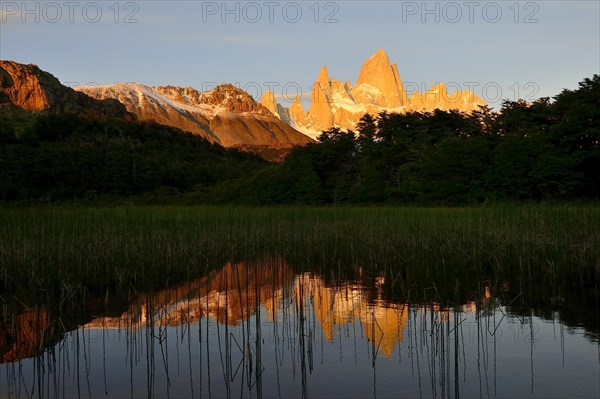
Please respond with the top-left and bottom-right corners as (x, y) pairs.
(1, 259), (599, 398)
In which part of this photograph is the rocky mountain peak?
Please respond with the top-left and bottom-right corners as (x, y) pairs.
(198, 84), (272, 115)
(289, 96), (312, 129)
(267, 49), (487, 138)
(354, 49), (407, 108)
(356, 49), (391, 84)
(0, 61), (50, 109)
(309, 71), (334, 128)
(0, 60), (130, 118)
(316, 66), (330, 87)
(410, 82), (486, 112)
(259, 89), (279, 117)
(76, 81), (312, 149)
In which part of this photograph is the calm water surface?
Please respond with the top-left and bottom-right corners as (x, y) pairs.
(1, 260), (598, 398)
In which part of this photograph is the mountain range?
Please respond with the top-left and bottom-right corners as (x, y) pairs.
(75, 82), (313, 148)
(1, 49), (486, 149)
(0, 60), (130, 119)
(261, 49), (486, 137)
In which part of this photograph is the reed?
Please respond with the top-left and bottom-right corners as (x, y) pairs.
(0, 205), (598, 308)
(1, 251), (598, 398)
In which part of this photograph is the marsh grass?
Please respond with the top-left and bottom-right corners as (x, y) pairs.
(0, 205), (598, 309)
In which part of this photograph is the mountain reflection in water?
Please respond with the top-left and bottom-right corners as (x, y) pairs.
(1, 259), (598, 398)
(82, 262), (409, 359)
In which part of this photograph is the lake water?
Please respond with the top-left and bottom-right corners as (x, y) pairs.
(1, 260), (598, 398)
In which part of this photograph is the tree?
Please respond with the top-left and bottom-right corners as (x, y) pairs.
(550, 75), (600, 197)
(356, 113), (377, 143)
(0, 119), (16, 144)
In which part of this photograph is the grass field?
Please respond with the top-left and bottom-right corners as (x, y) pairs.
(1, 205), (598, 307)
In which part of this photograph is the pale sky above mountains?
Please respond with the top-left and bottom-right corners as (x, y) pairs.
(1, 1), (598, 109)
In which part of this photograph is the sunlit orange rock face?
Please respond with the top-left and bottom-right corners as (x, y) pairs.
(354, 49), (409, 109)
(84, 258), (296, 330)
(2, 261), (491, 364)
(0, 61), (129, 118)
(409, 83), (486, 112)
(259, 89), (294, 125)
(0, 309), (50, 363)
(309, 66), (336, 129)
(3, 262), (490, 364)
(275, 49), (486, 137)
(76, 83), (313, 149)
(81, 261), (416, 358)
(80, 261), (412, 358)
(0, 62), (50, 110)
(0, 60), (312, 161)
(259, 89), (280, 117)
(295, 274), (408, 358)
(289, 97), (312, 128)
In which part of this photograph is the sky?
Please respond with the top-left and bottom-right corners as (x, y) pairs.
(1, 0), (599, 109)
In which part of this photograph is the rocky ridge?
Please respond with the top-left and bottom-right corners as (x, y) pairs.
(77, 82), (313, 148)
(0, 60), (130, 119)
(264, 49), (486, 138)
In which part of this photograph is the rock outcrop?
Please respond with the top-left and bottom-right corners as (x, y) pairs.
(259, 89), (280, 117)
(309, 66), (335, 129)
(409, 82), (486, 112)
(289, 96), (312, 130)
(269, 49), (486, 137)
(0, 60), (130, 118)
(353, 48), (408, 108)
(259, 89), (294, 126)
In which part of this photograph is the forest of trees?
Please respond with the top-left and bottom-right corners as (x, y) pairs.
(202, 75), (600, 204)
(0, 112), (267, 202)
(1, 75), (598, 205)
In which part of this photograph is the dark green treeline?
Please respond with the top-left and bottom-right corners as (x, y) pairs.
(218, 75), (600, 205)
(1, 75), (598, 205)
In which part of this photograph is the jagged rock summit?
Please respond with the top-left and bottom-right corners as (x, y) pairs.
(259, 89), (279, 117)
(273, 49), (486, 138)
(354, 48), (408, 108)
(259, 89), (294, 125)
